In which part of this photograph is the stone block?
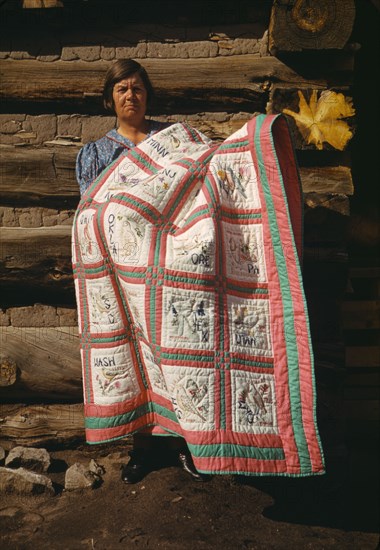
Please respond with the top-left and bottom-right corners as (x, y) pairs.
(9, 51), (35, 60)
(0, 208), (18, 227)
(101, 46), (116, 61)
(186, 41), (218, 58)
(259, 31), (270, 57)
(61, 47), (79, 61)
(218, 38), (260, 56)
(0, 310), (10, 327)
(9, 305), (59, 328)
(41, 208), (59, 227)
(0, 133), (26, 145)
(37, 54), (61, 62)
(57, 307), (78, 326)
(146, 42), (184, 58)
(57, 211), (75, 226)
(0, 115), (25, 134)
(61, 46), (101, 62)
(18, 208), (43, 228)
(24, 115), (57, 145)
(115, 43), (147, 59)
(57, 115), (82, 139)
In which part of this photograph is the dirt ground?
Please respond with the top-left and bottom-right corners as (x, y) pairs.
(1, 439), (379, 550)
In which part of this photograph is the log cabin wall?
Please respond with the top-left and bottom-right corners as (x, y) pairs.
(0, 0), (376, 446)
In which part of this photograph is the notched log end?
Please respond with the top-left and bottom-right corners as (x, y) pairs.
(0, 356), (18, 387)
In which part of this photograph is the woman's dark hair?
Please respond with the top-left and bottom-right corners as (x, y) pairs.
(102, 59), (154, 113)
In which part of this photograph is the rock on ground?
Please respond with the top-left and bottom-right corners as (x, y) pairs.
(5, 446), (51, 473)
(64, 462), (101, 491)
(0, 467), (55, 496)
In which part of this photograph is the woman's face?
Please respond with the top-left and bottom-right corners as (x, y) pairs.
(112, 73), (148, 123)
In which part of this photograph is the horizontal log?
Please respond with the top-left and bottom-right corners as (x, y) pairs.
(0, 404), (84, 450)
(343, 399), (379, 420)
(0, 225), (74, 291)
(349, 267), (380, 279)
(342, 301), (380, 330)
(0, 145), (353, 206)
(345, 347), (380, 368)
(343, 386), (380, 400)
(0, 55), (353, 113)
(0, 146), (80, 207)
(300, 166), (353, 195)
(344, 371), (380, 387)
(0, 326), (82, 402)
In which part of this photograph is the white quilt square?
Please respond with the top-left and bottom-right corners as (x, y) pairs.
(224, 223), (267, 282)
(162, 365), (215, 431)
(90, 343), (140, 405)
(209, 151), (261, 210)
(73, 208), (101, 265)
(102, 203), (152, 267)
(162, 288), (215, 350)
(231, 370), (278, 434)
(166, 217), (215, 275)
(85, 276), (124, 334)
(228, 296), (272, 357)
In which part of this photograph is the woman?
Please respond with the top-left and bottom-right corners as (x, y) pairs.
(73, 61), (325, 486)
(76, 59), (204, 484)
(76, 59), (169, 197)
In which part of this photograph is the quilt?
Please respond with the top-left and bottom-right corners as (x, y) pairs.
(72, 114), (325, 476)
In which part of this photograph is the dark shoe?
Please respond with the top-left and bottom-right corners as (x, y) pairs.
(121, 450), (149, 484)
(178, 451), (207, 482)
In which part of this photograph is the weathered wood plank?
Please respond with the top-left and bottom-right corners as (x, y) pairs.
(0, 404), (84, 450)
(0, 145), (353, 205)
(345, 347), (380, 368)
(269, 0), (355, 52)
(0, 326), (82, 402)
(0, 55), (353, 113)
(299, 166), (353, 195)
(0, 226), (73, 290)
(23, 0), (63, 7)
(0, 146), (80, 207)
(342, 301), (380, 330)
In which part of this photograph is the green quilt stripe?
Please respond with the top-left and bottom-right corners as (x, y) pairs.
(220, 370), (226, 429)
(85, 333), (131, 345)
(129, 148), (159, 173)
(85, 402), (178, 430)
(254, 115), (311, 471)
(116, 195), (158, 220)
(182, 206), (210, 226)
(164, 273), (214, 287)
(161, 351), (214, 362)
(218, 140), (249, 151)
(222, 211), (262, 221)
(166, 170), (200, 219)
(117, 269), (147, 279)
(73, 265), (108, 276)
(230, 357), (273, 369)
(188, 443), (284, 461)
(149, 284), (157, 343)
(227, 282), (268, 295)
